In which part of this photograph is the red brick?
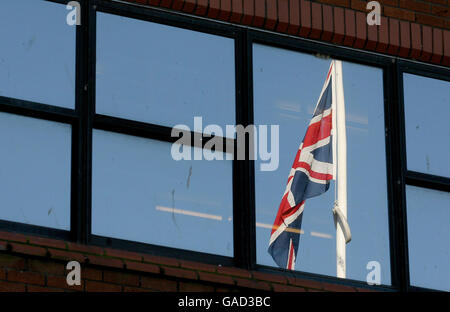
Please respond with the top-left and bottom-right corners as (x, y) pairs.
(104, 248), (143, 262)
(366, 24), (378, 50)
(242, 0), (254, 25)
(0, 280), (26, 292)
(322, 5), (334, 41)
(47, 275), (83, 291)
(265, 0), (278, 30)
(0, 269), (5, 280)
(410, 23), (422, 59)
(310, 2), (323, 39)
(277, 0), (289, 32)
(299, 0), (312, 37)
(322, 283), (358, 292)
(123, 286), (155, 292)
(10, 243), (47, 257)
(252, 271), (288, 284)
(333, 7), (345, 43)
(159, 0), (172, 9)
(288, 0), (300, 35)
(0, 254), (27, 270)
(141, 276), (177, 291)
(81, 267), (102, 281)
(208, 0), (220, 19)
(218, 0), (231, 21)
(144, 255), (180, 267)
(443, 30), (450, 66)
(124, 260), (160, 274)
(180, 260), (217, 272)
(66, 242), (104, 256)
(216, 266), (251, 279)
(179, 282), (214, 292)
(163, 266), (198, 280)
(28, 236), (67, 250)
(234, 278), (271, 291)
(85, 280), (121, 292)
(383, 6), (415, 21)
(431, 5), (449, 18)
(287, 276), (325, 290)
(415, 13), (445, 28)
(195, 0), (208, 16)
(399, 0), (430, 14)
(27, 285), (65, 292)
(421, 25), (433, 61)
(253, 0), (265, 27)
(388, 18), (400, 55)
(431, 28), (443, 64)
(0, 231), (29, 244)
(85, 255), (124, 269)
(230, 0), (243, 23)
(28, 259), (65, 276)
(272, 283), (307, 292)
(7, 270), (45, 285)
(344, 9), (356, 46)
(49, 248), (87, 263)
(198, 272), (235, 285)
(103, 271), (139, 286)
(350, 0), (367, 11)
(148, 0), (161, 6)
(182, 0), (196, 13)
(377, 16), (389, 52)
(170, 0), (184, 11)
(399, 21), (411, 57)
(354, 11), (367, 48)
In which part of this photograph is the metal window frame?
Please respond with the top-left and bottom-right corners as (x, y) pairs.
(0, 0), (448, 292)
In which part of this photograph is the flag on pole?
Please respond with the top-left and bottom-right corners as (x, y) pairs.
(268, 62), (335, 270)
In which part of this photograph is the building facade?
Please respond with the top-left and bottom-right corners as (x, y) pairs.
(0, 0), (449, 292)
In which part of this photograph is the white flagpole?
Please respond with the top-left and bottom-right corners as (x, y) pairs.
(334, 60), (348, 279)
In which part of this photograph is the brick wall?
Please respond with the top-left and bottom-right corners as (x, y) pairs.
(0, 231), (376, 292)
(124, 0), (450, 66)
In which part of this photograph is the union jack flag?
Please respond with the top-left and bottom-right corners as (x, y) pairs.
(268, 62), (335, 270)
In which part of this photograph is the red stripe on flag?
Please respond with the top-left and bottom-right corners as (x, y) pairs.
(302, 114), (332, 148)
(287, 239), (295, 270)
(270, 196), (305, 234)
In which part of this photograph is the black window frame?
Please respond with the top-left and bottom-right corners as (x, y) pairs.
(0, 0), (448, 292)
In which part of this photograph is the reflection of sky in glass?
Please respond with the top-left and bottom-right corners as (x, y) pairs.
(96, 12), (236, 136)
(407, 186), (450, 291)
(0, 0), (75, 108)
(404, 74), (450, 178)
(0, 112), (71, 230)
(92, 130), (234, 257)
(253, 44), (391, 284)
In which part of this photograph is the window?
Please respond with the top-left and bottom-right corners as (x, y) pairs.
(253, 44), (391, 284)
(93, 12), (236, 256)
(0, 0), (76, 108)
(0, 0), (74, 232)
(0, 112), (71, 230)
(403, 73), (450, 291)
(96, 12), (236, 132)
(406, 186), (450, 291)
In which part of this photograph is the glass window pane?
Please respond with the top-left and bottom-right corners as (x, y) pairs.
(0, 112), (71, 230)
(404, 74), (450, 177)
(253, 44), (391, 284)
(0, 0), (75, 108)
(96, 13), (235, 135)
(92, 130), (233, 256)
(406, 185), (450, 291)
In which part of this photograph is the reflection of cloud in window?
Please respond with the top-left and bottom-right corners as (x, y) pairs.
(156, 206), (222, 221)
